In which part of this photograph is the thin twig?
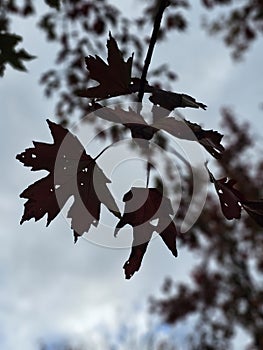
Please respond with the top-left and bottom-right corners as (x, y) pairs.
(138, 0), (170, 103)
(146, 161), (151, 188)
(94, 143), (113, 161)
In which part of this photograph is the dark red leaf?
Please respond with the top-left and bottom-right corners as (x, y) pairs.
(185, 119), (224, 158)
(77, 33), (134, 99)
(76, 35), (207, 113)
(153, 117), (225, 158)
(206, 166), (243, 220)
(19, 174), (65, 226)
(94, 106), (157, 140)
(207, 165), (263, 227)
(93, 106), (223, 157)
(213, 177), (242, 219)
(149, 89), (207, 110)
(115, 187), (178, 279)
(16, 120), (120, 242)
(122, 224), (154, 279)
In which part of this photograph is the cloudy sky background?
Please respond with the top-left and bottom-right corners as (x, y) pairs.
(1, 1), (263, 349)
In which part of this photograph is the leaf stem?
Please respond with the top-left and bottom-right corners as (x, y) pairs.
(138, 0), (170, 103)
(94, 144), (113, 161)
(146, 161), (151, 188)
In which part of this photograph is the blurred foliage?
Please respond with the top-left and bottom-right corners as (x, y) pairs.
(201, 0), (263, 59)
(150, 110), (263, 349)
(0, 32), (35, 75)
(2, 0), (263, 122)
(4, 1), (263, 348)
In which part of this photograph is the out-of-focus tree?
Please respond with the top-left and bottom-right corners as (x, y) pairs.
(201, 0), (263, 59)
(1, 0), (263, 122)
(150, 109), (263, 350)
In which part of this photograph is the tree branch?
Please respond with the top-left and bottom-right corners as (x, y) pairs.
(138, 0), (170, 103)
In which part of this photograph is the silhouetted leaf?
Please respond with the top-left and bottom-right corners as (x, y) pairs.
(77, 33), (134, 99)
(207, 165), (263, 226)
(149, 89), (207, 110)
(76, 35), (207, 113)
(93, 106), (223, 157)
(0, 33), (36, 76)
(16, 120), (120, 242)
(131, 78), (207, 111)
(94, 106), (157, 140)
(115, 187), (178, 279)
(154, 116), (224, 158)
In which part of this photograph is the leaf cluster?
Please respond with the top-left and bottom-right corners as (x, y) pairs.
(17, 33), (263, 280)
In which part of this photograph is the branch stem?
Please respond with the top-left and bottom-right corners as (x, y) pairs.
(138, 0), (170, 103)
(146, 161), (151, 188)
(94, 144), (113, 161)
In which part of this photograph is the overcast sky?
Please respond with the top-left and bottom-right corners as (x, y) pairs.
(0, 1), (263, 349)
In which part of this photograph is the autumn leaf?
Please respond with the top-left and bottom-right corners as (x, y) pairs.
(149, 88), (207, 111)
(16, 120), (120, 242)
(77, 32), (134, 100)
(76, 35), (207, 111)
(93, 106), (224, 157)
(94, 106), (157, 140)
(206, 165), (263, 226)
(184, 119), (224, 158)
(114, 187), (178, 279)
(127, 78), (207, 111)
(154, 117), (224, 158)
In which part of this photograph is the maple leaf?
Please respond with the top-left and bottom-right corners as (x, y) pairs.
(114, 187), (178, 279)
(154, 117), (225, 158)
(130, 78), (207, 111)
(149, 88), (207, 110)
(77, 32), (134, 100)
(0, 33), (36, 76)
(76, 35), (207, 111)
(93, 106), (224, 158)
(16, 120), (120, 242)
(206, 165), (263, 226)
(94, 106), (157, 140)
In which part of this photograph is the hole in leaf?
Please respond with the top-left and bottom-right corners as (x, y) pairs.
(55, 184), (60, 189)
(224, 203), (228, 207)
(150, 218), (159, 226)
(31, 154), (37, 158)
(219, 189), (223, 194)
